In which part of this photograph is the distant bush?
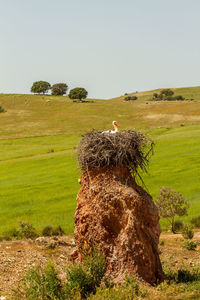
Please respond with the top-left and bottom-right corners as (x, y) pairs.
(176, 95), (185, 100)
(18, 221), (38, 239)
(182, 239), (197, 250)
(173, 220), (184, 233)
(124, 96), (138, 101)
(191, 216), (200, 228)
(151, 89), (185, 101)
(0, 106), (5, 113)
(165, 267), (200, 283)
(1, 227), (19, 240)
(159, 240), (165, 246)
(181, 224), (194, 239)
(1, 221), (38, 240)
(42, 225), (65, 237)
(52, 225), (65, 236)
(42, 225), (54, 236)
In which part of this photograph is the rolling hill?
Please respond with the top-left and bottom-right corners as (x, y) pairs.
(0, 86), (200, 235)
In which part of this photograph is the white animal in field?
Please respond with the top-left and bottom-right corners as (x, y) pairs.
(102, 121), (120, 134)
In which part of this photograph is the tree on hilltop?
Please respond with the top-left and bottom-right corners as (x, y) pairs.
(155, 187), (189, 233)
(31, 81), (51, 94)
(51, 83), (68, 96)
(68, 88), (88, 102)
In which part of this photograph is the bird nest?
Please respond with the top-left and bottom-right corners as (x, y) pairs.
(77, 130), (154, 177)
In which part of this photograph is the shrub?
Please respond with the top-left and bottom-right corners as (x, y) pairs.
(84, 247), (106, 287)
(1, 222), (37, 240)
(124, 96), (137, 101)
(52, 225), (65, 236)
(173, 220), (184, 233)
(66, 248), (106, 298)
(165, 267), (200, 283)
(181, 224), (194, 239)
(14, 262), (64, 300)
(2, 227), (19, 240)
(182, 239), (197, 250)
(42, 225), (54, 236)
(176, 95), (185, 100)
(0, 106), (5, 113)
(18, 221), (38, 239)
(66, 264), (94, 298)
(122, 275), (139, 295)
(191, 216), (200, 228)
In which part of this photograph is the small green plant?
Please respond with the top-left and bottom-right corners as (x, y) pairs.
(42, 225), (54, 236)
(66, 264), (94, 298)
(52, 225), (65, 236)
(2, 227), (19, 240)
(66, 248), (106, 298)
(165, 267), (200, 283)
(13, 262), (64, 300)
(181, 224), (194, 239)
(191, 216), (200, 228)
(173, 220), (184, 233)
(18, 221), (38, 239)
(124, 96), (138, 101)
(0, 105), (5, 113)
(85, 247), (106, 287)
(160, 240), (165, 246)
(182, 239), (197, 250)
(123, 275), (139, 295)
(48, 148), (55, 153)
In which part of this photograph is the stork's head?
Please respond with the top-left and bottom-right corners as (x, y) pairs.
(112, 120), (120, 127)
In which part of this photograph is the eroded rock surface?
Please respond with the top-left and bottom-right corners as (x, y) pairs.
(74, 166), (164, 284)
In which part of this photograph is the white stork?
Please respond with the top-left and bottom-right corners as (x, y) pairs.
(102, 121), (120, 134)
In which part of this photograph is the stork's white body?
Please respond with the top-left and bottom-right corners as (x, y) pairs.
(102, 121), (120, 134)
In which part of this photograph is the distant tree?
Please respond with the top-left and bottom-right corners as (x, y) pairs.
(51, 83), (68, 96)
(68, 88), (88, 102)
(124, 96), (137, 101)
(155, 187), (189, 233)
(160, 89), (174, 97)
(31, 81), (51, 94)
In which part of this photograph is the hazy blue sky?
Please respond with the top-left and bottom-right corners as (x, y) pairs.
(0, 0), (200, 99)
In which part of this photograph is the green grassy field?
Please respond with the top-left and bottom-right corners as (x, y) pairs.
(0, 87), (200, 235)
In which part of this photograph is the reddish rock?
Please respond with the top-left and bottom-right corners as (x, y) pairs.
(74, 166), (164, 284)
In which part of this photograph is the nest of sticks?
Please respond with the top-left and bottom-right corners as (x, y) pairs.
(77, 130), (154, 177)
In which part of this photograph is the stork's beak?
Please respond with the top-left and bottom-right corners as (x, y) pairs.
(116, 123), (120, 127)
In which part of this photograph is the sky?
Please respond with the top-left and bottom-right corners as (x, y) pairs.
(0, 0), (200, 99)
